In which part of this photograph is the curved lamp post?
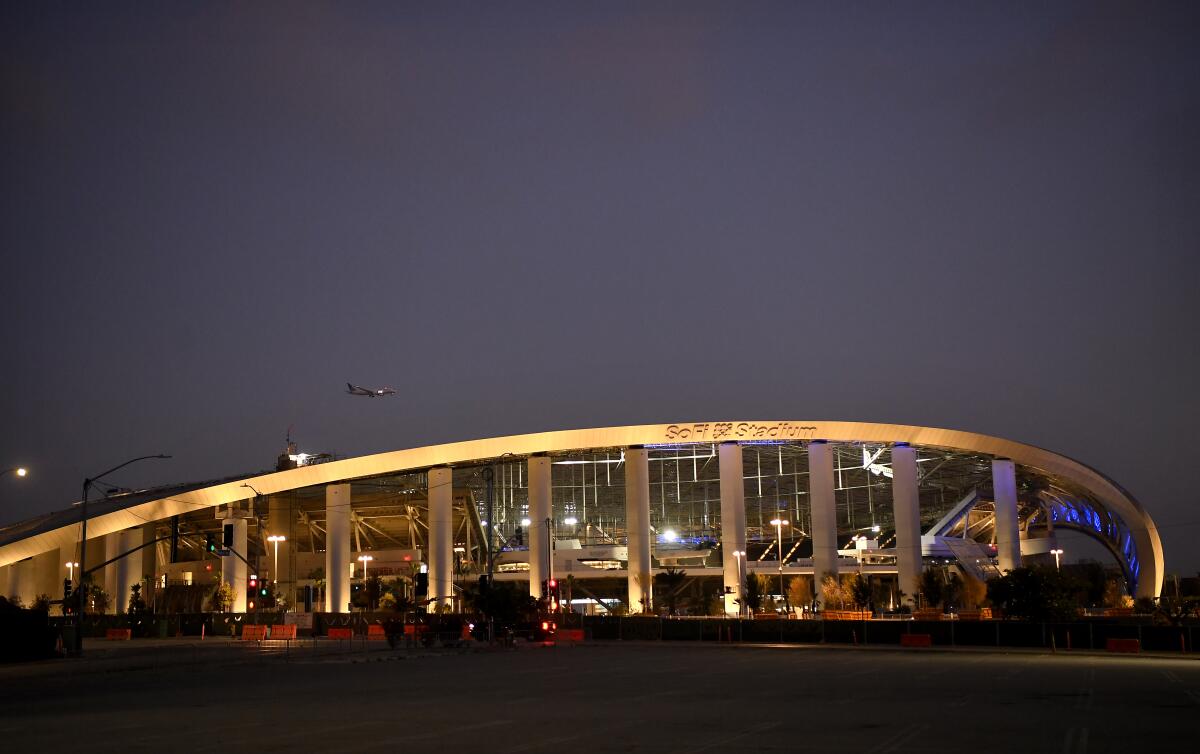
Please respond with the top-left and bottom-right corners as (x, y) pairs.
(75, 454), (170, 653)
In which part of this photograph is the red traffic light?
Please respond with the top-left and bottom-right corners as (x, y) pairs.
(548, 579), (557, 588)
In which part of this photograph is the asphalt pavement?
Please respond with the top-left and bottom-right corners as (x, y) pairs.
(1, 639), (1196, 753)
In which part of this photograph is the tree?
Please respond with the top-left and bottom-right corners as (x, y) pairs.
(653, 568), (688, 616)
(87, 583), (110, 614)
(820, 574), (844, 610)
(942, 573), (964, 611)
(960, 574), (988, 610)
(787, 576), (813, 613)
(919, 567), (946, 609)
(462, 580), (539, 631)
(985, 566), (1081, 621)
(208, 582), (236, 613)
(127, 583), (148, 615)
(742, 571), (764, 613)
(1102, 579), (1128, 609)
(848, 574), (872, 611)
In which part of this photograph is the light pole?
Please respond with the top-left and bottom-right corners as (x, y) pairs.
(358, 555), (373, 610)
(267, 535), (285, 584)
(733, 550), (746, 617)
(65, 561), (79, 582)
(76, 454), (170, 653)
(770, 518), (789, 612)
(1050, 548), (1063, 570)
(3, 467), (28, 478)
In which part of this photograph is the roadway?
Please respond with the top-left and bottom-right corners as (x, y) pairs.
(1, 640), (1196, 752)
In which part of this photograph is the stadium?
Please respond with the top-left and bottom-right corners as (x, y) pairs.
(0, 421), (1164, 619)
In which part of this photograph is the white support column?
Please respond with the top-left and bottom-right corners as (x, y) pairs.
(267, 495), (294, 610)
(719, 442), (747, 616)
(220, 519), (247, 613)
(114, 529), (142, 614)
(891, 444), (922, 607)
(808, 441), (839, 603)
(325, 484), (351, 613)
(992, 459), (1021, 572)
(8, 559), (34, 605)
(625, 447), (652, 614)
(428, 467), (454, 613)
(142, 525), (158, 612)
(527, 455), (552, 599)
(104, 533), (120, 613)
(31, 549), (60, 604)
(14, 559), (34, 607)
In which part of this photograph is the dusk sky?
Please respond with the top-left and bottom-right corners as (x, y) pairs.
(2, 3), (1197, 572)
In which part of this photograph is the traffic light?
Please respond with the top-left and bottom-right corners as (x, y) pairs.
(63, 578), (72, 601)
(205, 534), (216, 553)
(414, 572), (428, 598)
(222, 522), (234, 548)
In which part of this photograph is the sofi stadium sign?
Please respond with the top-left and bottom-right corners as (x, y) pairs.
(663, 422), (819, 442)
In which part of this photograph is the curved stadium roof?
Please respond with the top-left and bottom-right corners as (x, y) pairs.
(0, 421), (1163, 598)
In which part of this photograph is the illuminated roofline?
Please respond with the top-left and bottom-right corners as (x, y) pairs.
(0, 421), (1163, 598)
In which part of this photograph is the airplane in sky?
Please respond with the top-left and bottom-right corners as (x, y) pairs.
(346, 383), (396, 397)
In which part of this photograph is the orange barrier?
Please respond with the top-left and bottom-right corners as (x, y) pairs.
(327, 627), (354, 640)
(900, 634), (932, 648)
(1106, 638), (1140, 653)
(240, 625), (268, 641)
(558, 629), (585, 642)
(367, 624), (387, 640)
(270, 624), (297, 640)
(105, 628), (132, 641)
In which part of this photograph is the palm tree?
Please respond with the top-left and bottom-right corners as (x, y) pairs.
(653, 568), (688, 616)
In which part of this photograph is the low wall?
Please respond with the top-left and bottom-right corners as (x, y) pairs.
(579, 616), (1200, 651)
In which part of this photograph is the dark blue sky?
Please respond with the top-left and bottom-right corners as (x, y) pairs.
(2, 2), (1197, 571)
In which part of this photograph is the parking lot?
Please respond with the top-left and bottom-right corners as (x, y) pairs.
(1, 640), (1197, 752)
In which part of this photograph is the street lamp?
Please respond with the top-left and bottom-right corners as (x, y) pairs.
(1050, 548), (1064, 570)
(76, 454), (170, 653)
(358, 555), (374, 610)
(770, 518), (790, 612)
(3, 467), (28, 478)
(267, 535), (286, 584)
(65, 561), (79, 582)
(732, 550), (746, 617)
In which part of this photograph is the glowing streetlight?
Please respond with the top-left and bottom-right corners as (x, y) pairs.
(770, 518), (790, 611)
(521, 517), (532, 527)
(563, 517), (578, 526)
(267, 535), (286, 584)
(1050, 548), (1064, 570)
(662, 529), (678, 543)
(357, 554), (373, 579)
(65, 561), (79, 582)
(3, 467), (27, 478)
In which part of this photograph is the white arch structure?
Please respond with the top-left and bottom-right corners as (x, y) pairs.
(0, 421), (1164, 599)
